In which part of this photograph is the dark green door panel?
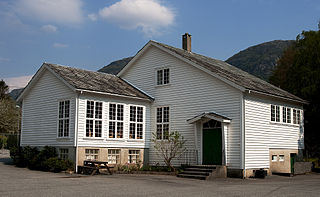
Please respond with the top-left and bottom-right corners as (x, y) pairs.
(203, 128), (222, 165)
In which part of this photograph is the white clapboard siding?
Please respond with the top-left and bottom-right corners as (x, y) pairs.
(244, 94), (304, 169)
(121, 46), (242, 168)
(77, 93), (151, 148)
(21, 69), (76, 146)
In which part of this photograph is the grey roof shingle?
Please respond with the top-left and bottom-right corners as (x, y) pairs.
(45, 63), (152, 100)
(152, 41), (306, 103)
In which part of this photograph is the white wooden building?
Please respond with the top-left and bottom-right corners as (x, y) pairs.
(18, 34), (306, 177)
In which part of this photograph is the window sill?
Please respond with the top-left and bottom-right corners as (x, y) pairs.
(155, 83), (171, 88)
(83, 137), (104, 140)
(269, 122), (300, 127)
(56, 137), (71, 141)
(106, 138), (125, 141)
(127, 139), (145, 142)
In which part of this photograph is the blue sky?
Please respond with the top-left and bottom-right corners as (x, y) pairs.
(0, 0), (319, 90)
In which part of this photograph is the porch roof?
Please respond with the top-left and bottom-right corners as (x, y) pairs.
(187, 112), (231, 124)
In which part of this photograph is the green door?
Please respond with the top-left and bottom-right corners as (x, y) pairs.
(290, 153), (296, 174)
(202, 128), (222, 165)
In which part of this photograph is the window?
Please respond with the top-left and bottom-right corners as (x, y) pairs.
(128, 150), (140, 164)
(129, 106), (144, 139)
(108, 149), (120, 164)
(283, 107), (291, 123)
(85, 149), (99, 161)
(279, 155), (285, 162)
(272, 155), (277, 162)
(271, 105), (280, 122)
(86, 101), (103, 137)
(58, 100), (70, 137)
(59, 149), (69, 160)
(293, 109), (301, 125)
(157, 68), (169, 85)
(156, 107), (169, 140)
(109, 103), (124, 138)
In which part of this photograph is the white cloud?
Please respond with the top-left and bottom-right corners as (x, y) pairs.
(15, 0), (84, 25)
(41, 24), (58, 33)
(53, 43), (69, 48)
(99, 0), (175, 37)
(0, 57), (10, 62)
(88, 13), (97, 21)
(3, 75), (33, 91)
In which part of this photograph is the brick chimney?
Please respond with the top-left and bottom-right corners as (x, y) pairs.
(182, 33), (191, 52)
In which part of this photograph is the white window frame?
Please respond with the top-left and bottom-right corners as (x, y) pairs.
(156, 106), (170, 140)
(85, 100), (103, 138)
(57, 100), (70, 138)
(156, 68), (170, 86)
(59, 148), (69, 160)
(129, 105), (145, 140)
(282, 107), (292, 124)
(272, 155), (277, 162)
(128, 150), (140, 164)
(271, 104), (280, 122)
(108, 103), (124, 139)
(85, 149), (99, 161)
(293, 109), (301, 125)
(108, 149), (120, 164)
(279, 155), (285, 162)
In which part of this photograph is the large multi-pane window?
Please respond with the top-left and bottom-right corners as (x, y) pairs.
(293, 109), (301, 125)
(108, 149), (120, 164)
(85, 149), (99, 161)
(157, 68), (170, 85)
(282, 107), (291, 123)
(58, 100), (70, 137)
(109, 103), (124, 138)
(129, 106), (144, 139)
(128, 150), (140, 164)
(156, 107), (169, 140)
(86, 101), (103, 137)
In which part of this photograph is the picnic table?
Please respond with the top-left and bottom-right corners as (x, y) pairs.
(79, 160), (113, 176)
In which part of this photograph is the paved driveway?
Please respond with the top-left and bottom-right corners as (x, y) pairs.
(1, 151), (320, 197)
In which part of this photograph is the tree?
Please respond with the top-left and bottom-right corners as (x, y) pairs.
(0, 80), (9, 99)
(269, 24), (320, 157)
(151, 131), (186, 171)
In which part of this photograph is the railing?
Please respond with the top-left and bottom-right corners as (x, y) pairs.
(177, 149), (198, 166)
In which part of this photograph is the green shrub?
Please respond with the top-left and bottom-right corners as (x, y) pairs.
(6, 135), (18, 149)
(44, 157), (74, 172)
(0, 136), (7, 149)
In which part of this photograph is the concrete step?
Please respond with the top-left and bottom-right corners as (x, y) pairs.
(177, 173), (207, 180)
(184, 168), (213, 172)
(180, 171), (210, 176)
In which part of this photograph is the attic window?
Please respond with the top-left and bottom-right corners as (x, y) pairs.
(157, 68), (169, 86)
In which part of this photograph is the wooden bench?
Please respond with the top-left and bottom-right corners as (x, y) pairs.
(79, 160), (113, 176)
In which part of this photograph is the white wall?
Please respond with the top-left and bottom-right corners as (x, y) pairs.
(244, 93), (304, 169)
(77, 93), (151, 149)
(21, 69), (76, 146)
(121, 45), (243, 168)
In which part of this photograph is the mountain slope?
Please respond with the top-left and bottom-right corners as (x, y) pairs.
(98, 57), (133, 75)
(226, 40), (294, 81)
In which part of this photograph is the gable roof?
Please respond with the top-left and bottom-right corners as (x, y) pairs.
(119, 41), (306, 104)
(18, 63), (153, 102)
(187, 112), (231, 124)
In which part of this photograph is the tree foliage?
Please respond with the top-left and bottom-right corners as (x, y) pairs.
(0, 80), (20, 134)
(269, 24), (320, 157)
(151, 131), (186, 171)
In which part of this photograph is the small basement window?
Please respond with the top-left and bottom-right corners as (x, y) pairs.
(108, 149), (120, 164)
(279, 155), (285, 162)
(85, 149), (99, 161)
(59, 148), (69, 160)
(272, 155), (277, 162)
(128, 150), (140, 164)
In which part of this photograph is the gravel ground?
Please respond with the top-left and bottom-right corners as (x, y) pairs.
(0, 150), (320, 197)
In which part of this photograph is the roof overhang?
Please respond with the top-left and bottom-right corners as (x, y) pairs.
(187, 112), (231, 124)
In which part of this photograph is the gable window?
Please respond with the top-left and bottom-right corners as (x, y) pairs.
(86, 101), (103, 137)
(128, 150), (140, 164)
(59, 148), (69, 160)
(85, 149), (99, 161)
(58, 100), (70, 137)
(271, 105), (280, 122)
(293, 109), (301, 125)
(109, 103), (124, 138)
(156, 106), (169, 140)
(129, 106), (144, 139)
(108, 149), (120, 164)
(157, 68), (169, 85)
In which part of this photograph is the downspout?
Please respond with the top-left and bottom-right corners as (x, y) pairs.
(241, 94), (246, 178)
(74, 92), (80, 173)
